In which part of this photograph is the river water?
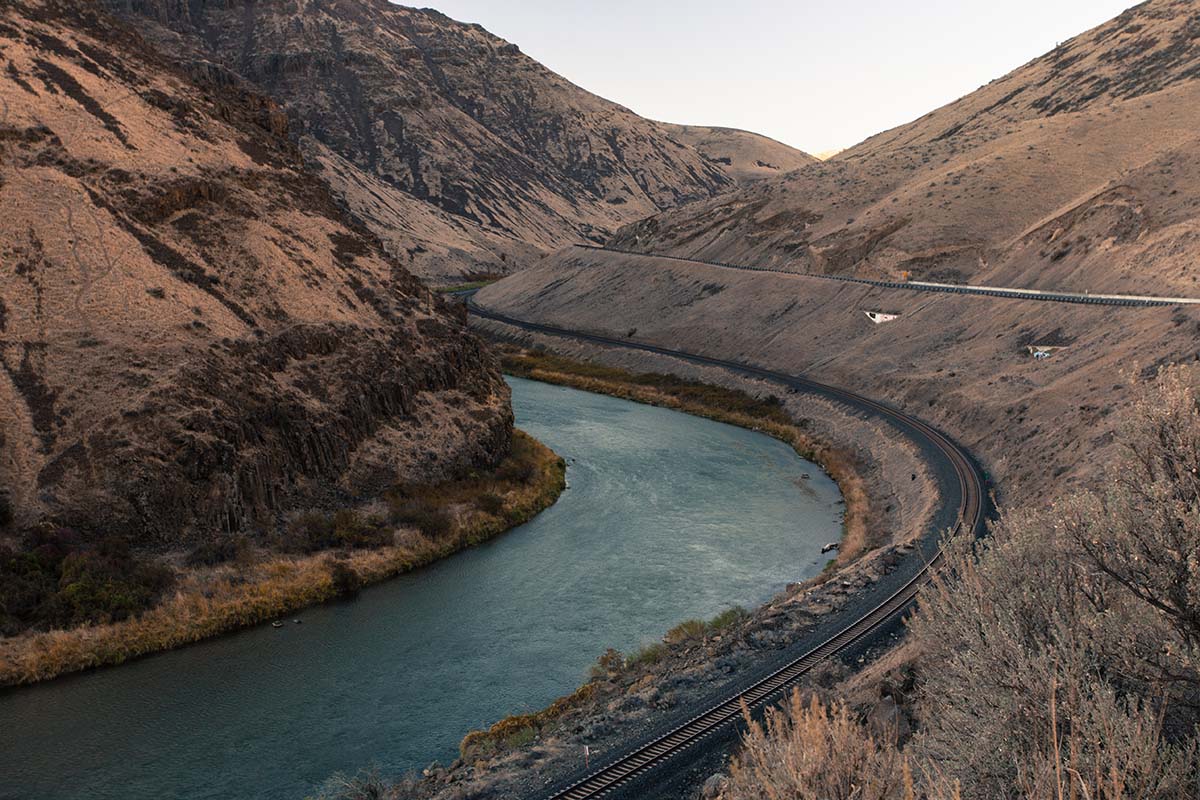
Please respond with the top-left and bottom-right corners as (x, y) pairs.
(0, 377), (842, 800)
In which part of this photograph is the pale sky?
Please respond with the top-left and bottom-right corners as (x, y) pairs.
(413, 0), (1135, 156)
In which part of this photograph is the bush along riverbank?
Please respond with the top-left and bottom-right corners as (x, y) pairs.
(0, 431), (565, 688)
(447, 346), (876, 763)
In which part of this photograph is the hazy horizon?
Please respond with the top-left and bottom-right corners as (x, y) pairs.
(417, 0), (1134, 155)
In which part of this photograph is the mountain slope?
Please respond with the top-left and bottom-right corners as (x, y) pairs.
(0, 0), (510, 545)
(610, 0), (1200, 297)
(659, 123), (816, 182)
(109, 0), (810, 282)
(475, 0), (1200, 516)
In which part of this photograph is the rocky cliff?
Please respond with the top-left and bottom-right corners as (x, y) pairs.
(106, 0), (811, 282)
(0, 0), (511, 546)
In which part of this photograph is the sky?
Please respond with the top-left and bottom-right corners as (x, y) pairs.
(416, 0), (1135, 156)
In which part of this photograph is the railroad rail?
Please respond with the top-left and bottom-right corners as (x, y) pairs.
(573, 243), (1200, 307)
(466, 301), (986, 800)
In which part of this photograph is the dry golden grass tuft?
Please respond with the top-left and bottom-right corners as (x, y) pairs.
(460, 683), (596, 761)
(0, 431), (564, 687)
(725, 692), (916, 800)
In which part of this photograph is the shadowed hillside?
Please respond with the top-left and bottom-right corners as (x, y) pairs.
(108, 0), (811, 282)
(0, 0), (511, 545)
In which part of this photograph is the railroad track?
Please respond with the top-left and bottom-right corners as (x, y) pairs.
(573, 243), (1200, 307)
(466, 301), (986, 800)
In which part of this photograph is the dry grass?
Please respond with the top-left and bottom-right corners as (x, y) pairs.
(0, 431), (565, 687)
(725, 692), (916, 800)
(501, 347), (874, 564)
(459, 683), (596, 761)
(726, 368), (1200, 800)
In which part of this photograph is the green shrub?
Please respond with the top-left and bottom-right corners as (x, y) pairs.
(709, 606), (749, 631)
(496, 458), (536, 484)
(287, 511), (335, 552)
(331, 510), (389, 549)
(0, 527), (174, 635)
(665, 618), (709, 644)
(628, 642), (668, 667)
(589, 647), (625, 679)
(391, 502), (453, 539)
(504, 725), (537, 748)
(287, 510), (389, 552)
(186, 536), (250, 567)
(477, 491), (507, 516)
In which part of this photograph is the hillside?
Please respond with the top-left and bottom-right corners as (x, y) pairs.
(109, 0), (810, 283)
(610, 0), (1200, 297)
(658, 123), (816, 182)
(475, 0), (1200, 510)
(0, 0), (511, 545)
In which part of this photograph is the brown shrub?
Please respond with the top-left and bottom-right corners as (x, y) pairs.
(724, 693), (913, 800)
(726, 367), (1200, 800)
(909, 366), (1200, 799)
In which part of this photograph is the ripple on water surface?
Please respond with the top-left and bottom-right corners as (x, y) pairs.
(0, 376), (842, 800)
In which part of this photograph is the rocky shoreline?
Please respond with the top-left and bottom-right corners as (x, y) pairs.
(353, 336), (939, 800)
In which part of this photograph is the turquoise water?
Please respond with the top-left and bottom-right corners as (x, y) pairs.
(0, 377), (841, 800)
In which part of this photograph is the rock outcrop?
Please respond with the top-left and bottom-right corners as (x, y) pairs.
(0, 0), (511, 546)
(106, 0), (812, 282)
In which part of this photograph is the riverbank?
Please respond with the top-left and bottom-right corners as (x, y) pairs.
(0, 431), (565, 688)
(325, 324), (943, 800)
(451, 347), (874, 758)
(500, 347), (873, 566)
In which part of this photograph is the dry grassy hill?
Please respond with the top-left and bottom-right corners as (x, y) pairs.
(0, 0), (510, 545)
(476, 0), (1200, 506)
(610, 0), (1200, 297)
(658, 123), (816, 183)
(109, 0), (812, 283)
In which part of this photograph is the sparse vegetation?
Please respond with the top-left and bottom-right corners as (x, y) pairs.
(459, 683), (595, 760)
(503, 349), (794, 426)
(665, 618), (710, 644)
(725, 366), (1200, 800)
(285, 510), (392, 553)
(0, 431), (565, 686)
(311, 768), (407, 800)
(185, 535), (251, 568)
(627, 641), (668, 667)
(664, 607), (748, 645)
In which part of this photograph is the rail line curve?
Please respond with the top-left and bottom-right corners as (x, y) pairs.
(466, 300), (988, 800)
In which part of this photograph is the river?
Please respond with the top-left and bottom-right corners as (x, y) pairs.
(0, 377), (842, 800)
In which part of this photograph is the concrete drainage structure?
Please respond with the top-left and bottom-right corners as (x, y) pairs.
(864, 311), (900, 324)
